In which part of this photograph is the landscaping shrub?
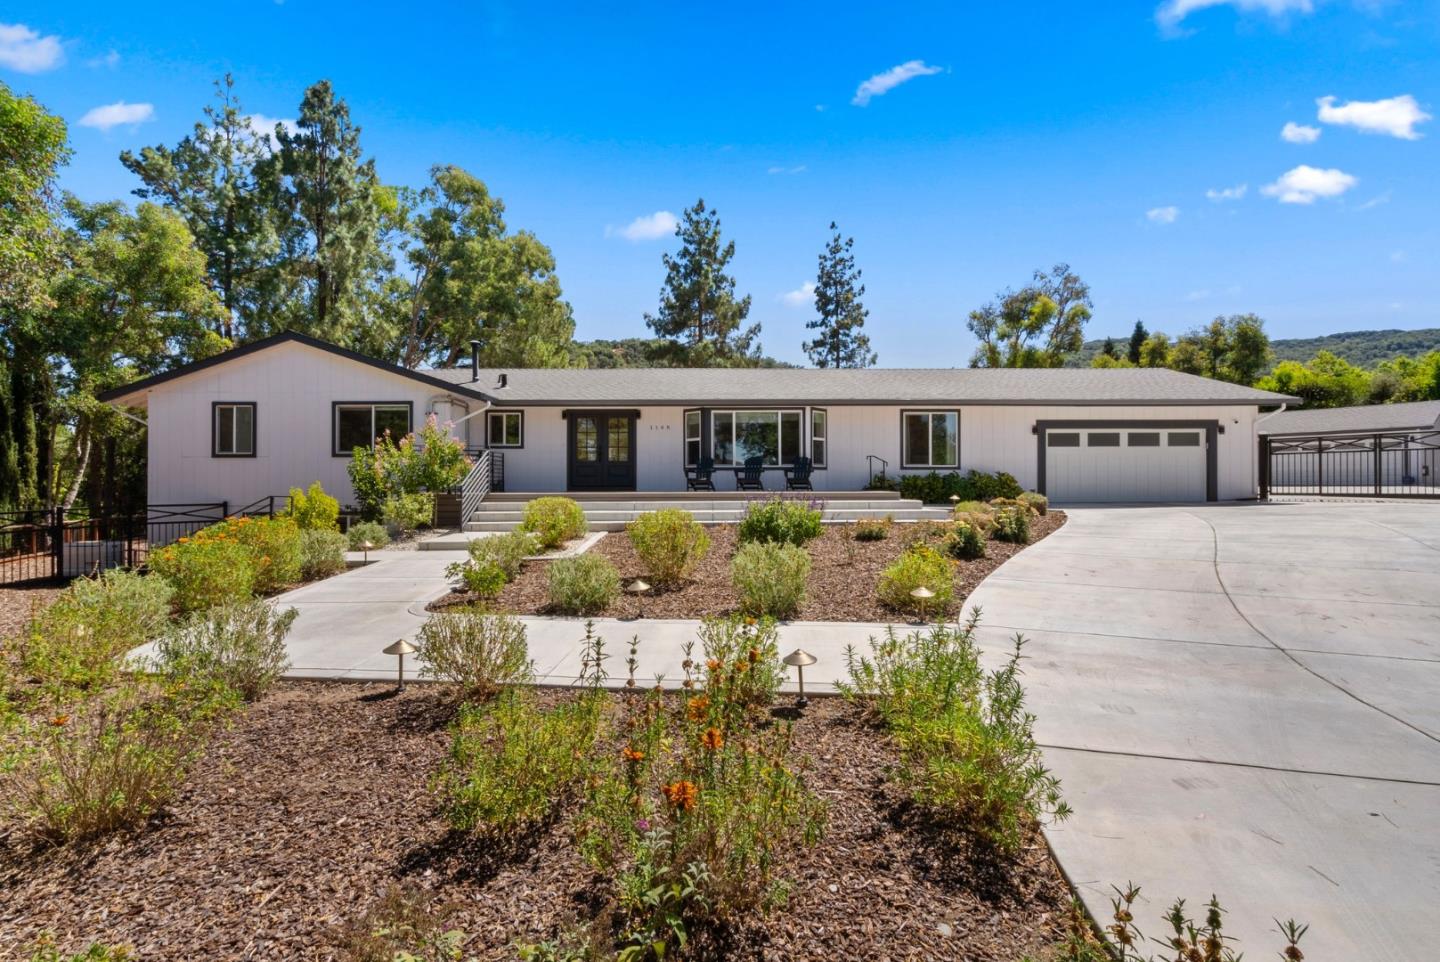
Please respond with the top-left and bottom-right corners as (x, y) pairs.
(346, 520), (389, 551)
(345, 416), (471, 522)
(347, 443), (391, 522)
(839, 613), (1069, 853)
(863, 471), (899, 492)
(942, 521), (986, 561)
(299, 528), (348, 580)
(852, 517), (891, 541)
(149, 535), (256, 613)
(737, 497), (822, 545)
(415, 610), (531, 700)
(285, 481), (340, 530)
(522, 496), (588, 550)
(730, 541), (810, 618)
(201, 515), (304, 594)
(468, 530), (538, 580)
(334, 884), (467, 962)
(22, 570), (172, 692)
(994, 505), (1032, 544)
(1018, 491), (1048, 516)
(697, 616), (784, 718)
(382, 492), (434, 537)
(952, 500), (997, 537)
(409, 414), (471, 493)
(23, 934), (134, 962)
(876, 543), (954, 612)
(0, 675), (237, 843)
(155, 600), (297, 702)
(963, 469), (1023, 501)
(437, 687), (603, 835)
(450, 558), (506, 598)
(547, 554), (620, 614)
(627, 508), (711, 585)
(898, 469), (1024, 504)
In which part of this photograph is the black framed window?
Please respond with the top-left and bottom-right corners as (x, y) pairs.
(487, 410), (523, 447)
(1088, 432), (1121, 447)
(902, 410), (959, 468)
(212, 402), (255, 457)
(333, 402), (412, 456)
(810, 408), (827, 467)
(1047, 432), (1080, 447)
(709, 410), (804, 466)
(684, 409), (702, 466)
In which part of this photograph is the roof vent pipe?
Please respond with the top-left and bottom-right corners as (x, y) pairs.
(497, 373), (508, 389)
(470, 340), (480, 382)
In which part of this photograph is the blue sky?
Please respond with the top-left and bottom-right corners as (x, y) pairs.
(3, 0), (1438, 366)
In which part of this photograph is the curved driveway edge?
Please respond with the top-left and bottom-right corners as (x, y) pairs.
(965, 501), (1440, 962)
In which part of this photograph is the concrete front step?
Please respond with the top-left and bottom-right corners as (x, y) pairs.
(470, 498), (923, 514)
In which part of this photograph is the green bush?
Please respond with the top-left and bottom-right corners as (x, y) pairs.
(382, 492), (434, 537)
(450, 558), (506, 598)
(627, 509), (710, 584)
(467, 530), (538, 580)
(839, 616), (1070, 853)
(410, 414), (471, 493)
(863, 471), (899, 492)
(437, 688), (602, 835)
(347, 520), (389, 551)
(737, 498), (823, 545)
(547, 554), (620, 614)
(952, 500), (997, 537)
(1018, 491), (1048, 516)
(877, 543), (954, 611)
(22, 570), (173, 692)
(24, 935), (135, 961)
(149, 535), (256, 613)
(942, 521), (986, 560)
(416, 610), (532, 700)
(155, 600), (297, 702)
(285, 481), (340, 531)
(298, 529), (348, 580)
(344, 416), (470, 522)
(852, 517), (891, 541)
(200, 515), (303, 594)
(521, 496), (588, 549)
(898, 469), (1024, 504)
(730, 541), (810, 618)
(994, 505), (1032, 544)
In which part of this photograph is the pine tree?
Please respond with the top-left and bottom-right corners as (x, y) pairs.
(1127, 320), (1147, 365)
(803, 222), (876, 368)
(1101, 337), (1119, 359)
(644, 199), (759, 366)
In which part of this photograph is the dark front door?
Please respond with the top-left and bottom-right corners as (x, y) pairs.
(567, 412), (637, 490)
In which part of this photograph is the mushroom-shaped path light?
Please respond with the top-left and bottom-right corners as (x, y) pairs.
(626, 578), (652, 619)
(910, 585), (935, 624)
(782, 648), (818, 709)
(383, 637), (417, 692)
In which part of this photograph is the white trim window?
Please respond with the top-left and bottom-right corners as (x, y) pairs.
(810, 408), (827, 467)
(684, 409), (702, 466)
(711, 410), (802, 466)
(487, 410), (524, 447)
(902, 410), (959, 468)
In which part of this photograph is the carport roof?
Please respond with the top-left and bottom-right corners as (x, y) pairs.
(1259, 400), (1440, 436)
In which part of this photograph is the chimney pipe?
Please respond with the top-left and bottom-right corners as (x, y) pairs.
(470, 340), (480, 382)
(498, 373), (508, 389)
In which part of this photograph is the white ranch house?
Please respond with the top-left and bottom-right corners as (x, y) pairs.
(100, 332), (1296, 512)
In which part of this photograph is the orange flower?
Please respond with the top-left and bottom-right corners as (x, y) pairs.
(700, 727), (724, 751)
(50, 714), (69, 727)
(177, 536), (190, 544)
(733, 660), (748, 674)
(747, 647), (761, 664)
(744, 616), (757, 626)
(685, 695), (710, 722)
(705, 658), (722, 672)
(622, 745), (645, 763)
(661, 780), (698, 812)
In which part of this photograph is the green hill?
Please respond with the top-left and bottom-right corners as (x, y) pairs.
(1074, 328), (1440, 369)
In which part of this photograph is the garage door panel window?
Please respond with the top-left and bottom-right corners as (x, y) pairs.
(1088, 432), (1121, 447)
(1128, 432), (1161, 447)
(1047, 432), (1080, 447)
(1168, 432), (1201, 447)
(903, 411), (959, 468)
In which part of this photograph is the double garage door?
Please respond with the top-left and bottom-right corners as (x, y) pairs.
(1045, 428), (1207, 502)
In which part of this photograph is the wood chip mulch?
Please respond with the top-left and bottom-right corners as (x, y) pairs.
(0, 586), (61, 642)
(433, 512), (1067, 622)
(0, 682), (1071, 961)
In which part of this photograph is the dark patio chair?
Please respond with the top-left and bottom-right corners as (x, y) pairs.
(736, 456), (766, 491)
(784, 456), (813, 491)
(685, 456), (716, 491)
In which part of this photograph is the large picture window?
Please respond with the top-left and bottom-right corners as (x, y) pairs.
(212, 402), (255, 457)
(333, 402), (412, 456)
(711, 410), (802, 466)
(902, 410), (959, 468)
(487, 410), (523, 447)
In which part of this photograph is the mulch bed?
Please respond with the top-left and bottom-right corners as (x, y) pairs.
(433, 513), (1067, 622)
(0, 681), (1070, 961)
(0, 586), (62, 641)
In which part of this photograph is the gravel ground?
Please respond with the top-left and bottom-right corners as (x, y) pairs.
(435, 513), (1067, 622)
(0, 681), (1070, 961)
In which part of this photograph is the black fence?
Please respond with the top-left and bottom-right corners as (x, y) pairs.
(0, 503), (227, 587)
(1261, 430), (1440, 499)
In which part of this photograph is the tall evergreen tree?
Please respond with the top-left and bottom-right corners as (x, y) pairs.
(1127, 319), (1147, 365)
(121, 75), (278, 341)
(1101, 337), (1118, 359)
(803, 222), (876, 368)
(644, 199), (759, 366)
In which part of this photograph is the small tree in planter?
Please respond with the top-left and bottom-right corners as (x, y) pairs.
(346, 415), (471, 523)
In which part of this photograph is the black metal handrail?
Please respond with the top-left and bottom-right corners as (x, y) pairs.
(460, 448), (493, 522)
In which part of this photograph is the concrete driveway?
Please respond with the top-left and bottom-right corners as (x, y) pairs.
(966, 501), (1440, 962)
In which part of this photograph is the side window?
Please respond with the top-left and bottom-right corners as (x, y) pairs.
(213, 403), (255, 457)
(488, 411), (523, 447)
(811, 408), (827, 467)
(684, 410), (702, 466)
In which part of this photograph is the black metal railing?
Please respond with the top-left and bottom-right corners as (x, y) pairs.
(460, 449), (493, 522)
(1261, 430), (1440, 499)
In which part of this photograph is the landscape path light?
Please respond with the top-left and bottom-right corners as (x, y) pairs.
(782, 648), (818, 709)
(948, 493), (960, 509)
(910, 585), (935, 624)
(382, 637), (417, 692)
(360, 539), (375, 565)
(626, 578), (651, 619)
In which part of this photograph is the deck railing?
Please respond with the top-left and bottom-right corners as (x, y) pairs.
(460, 448), (493, 522)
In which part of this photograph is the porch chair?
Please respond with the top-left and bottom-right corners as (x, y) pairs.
(783, 456), (814, 491)
(685, 456), (716, 491)
(736, 456), (766, 491)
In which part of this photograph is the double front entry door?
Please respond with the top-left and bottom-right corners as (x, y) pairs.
(567, 412), (637, 490)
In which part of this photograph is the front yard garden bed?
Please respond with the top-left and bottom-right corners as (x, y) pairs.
(0, 679), (1070, 961)
(433, 513), (1067, 622)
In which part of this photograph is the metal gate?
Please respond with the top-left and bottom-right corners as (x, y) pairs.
(1261, 430), (1440, 499)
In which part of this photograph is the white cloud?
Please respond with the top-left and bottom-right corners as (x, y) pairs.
(1146, 206), (1180, 224)
(1316, 94), (1431, 140)
(86, 49), (120, 68)
(1205, 183), (1248, 201)
(1356, 191), (1392, 211)
(245, 113), (298, 147)
(606, 210), (678, 242)
(0, 22), (64, 72)
(851, 60), (943, 107)
(77, 101), (155, 132)
(1261, 165), (1357, 204)
(767, 164), (807, 175)
(1156, 0), (1312, 31)
(780, 282), (816, 308)
(1281, 121), (1321, 143)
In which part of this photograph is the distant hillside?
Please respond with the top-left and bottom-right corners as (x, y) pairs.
(1074, 328), (1440, 369)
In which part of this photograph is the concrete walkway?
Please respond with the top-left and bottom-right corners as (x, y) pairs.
(969, 501), (1440, 962)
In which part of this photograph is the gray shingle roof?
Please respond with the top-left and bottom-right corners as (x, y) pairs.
(1259, 400), (1440, 436)
(425, 365), (1296, 406)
